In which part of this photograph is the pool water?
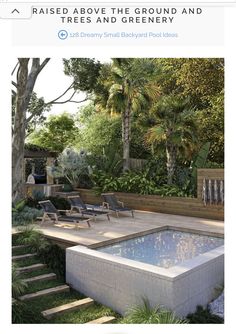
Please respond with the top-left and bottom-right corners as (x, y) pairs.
(98, 230), (224, 268)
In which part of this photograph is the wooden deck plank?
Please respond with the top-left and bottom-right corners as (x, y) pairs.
(86, 316), (116, 324)
(41, 297), (94, 319)
(12, 253), (37, 261)
(19, 285), (70, 301)
(22, 273), (57, 284)
(16, 263), (47, 273)
(12, 244), (30, 250)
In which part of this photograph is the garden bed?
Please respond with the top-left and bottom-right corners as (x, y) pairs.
(77, 188), (224, 221)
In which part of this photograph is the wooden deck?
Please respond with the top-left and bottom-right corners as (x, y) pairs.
(12, 210), (224, 248)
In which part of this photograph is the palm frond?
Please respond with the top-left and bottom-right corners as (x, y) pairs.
(146, 126), (166, 144)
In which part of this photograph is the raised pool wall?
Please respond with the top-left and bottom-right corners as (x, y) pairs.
(66, 243), (224, 317)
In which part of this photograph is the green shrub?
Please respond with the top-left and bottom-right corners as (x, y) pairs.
(154, 184), (189, 197)
(16, 226), (50, 252)
(38, 244), (65, 278)
(12, 264), (28, 298)
(92, 171), (158, 195)
(12, 199), (26, 213)
(26, 193), (71, 212)
(16, 227), (66, 278)
(88, 145), (123, 177)
(92, 171), (190, 197)
(122, 299), (187, 324)
(116, 172), (158, 195)
(91, 171), (114, 194)
(25, 190), (45, 209)
(156, 310), (188, 324)
(52, 147), (91, 188)
(12, 300), (39, 323)
(25, 197), (41, 209)
(205, 161), (224, 168)
(12, 206), (43, 226)
(186, 305), (224, 324)
(143, 157), (167, 185)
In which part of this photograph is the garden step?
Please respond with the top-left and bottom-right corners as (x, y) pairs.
(86, 316), (116, 324)
(22, 273), (57, 284)
(12, 253), (37, 261)
(12, 244), (30, 250)
(41, 297), (94, 319)
(16, 263), (47, 273)
(18, 285), (70, 301)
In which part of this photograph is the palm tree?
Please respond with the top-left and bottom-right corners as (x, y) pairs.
(146, 95), (197, 185)
(107, 58), (159, 171)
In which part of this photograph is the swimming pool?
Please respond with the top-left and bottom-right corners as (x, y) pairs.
(66, 227), (224, 317)
(98, 229), (224, 269)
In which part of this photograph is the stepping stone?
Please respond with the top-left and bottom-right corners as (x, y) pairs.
(41, 297), (94, 319)
(22, 273), (57, 284)
(16, 263), (46, 273)
(19, 285), (70, 301)
(12, 245), (30, 250)
(86, 316), (116, 324)
(12, 253), (37, 261)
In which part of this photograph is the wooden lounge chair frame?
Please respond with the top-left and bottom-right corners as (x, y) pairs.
(101, 193), (134, 218)
(68, 195), (110, 222)
(39, 200), (91, 228)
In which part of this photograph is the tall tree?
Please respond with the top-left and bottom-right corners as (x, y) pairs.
(28, 113), (78, 152)
(176, 58), (224, 106)
(146, 95), (197, 184)
(154, 58), (224, 107)
(12, 58), (50, 203)
(12, 58), (102, 203)
(151, 58), (224, 164)
(195, 91), (224, 164)
(106, 58), (159, 171)
(63, 58), (102, 93)
(75, 104), (122, 156)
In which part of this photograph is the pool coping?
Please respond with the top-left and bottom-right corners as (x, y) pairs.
(66, 224), (224, 316)
(68, 224), (224, 282)
(88, 225), (224, 249)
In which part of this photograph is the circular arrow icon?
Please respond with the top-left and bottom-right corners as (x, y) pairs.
(58, 30), (68, 40)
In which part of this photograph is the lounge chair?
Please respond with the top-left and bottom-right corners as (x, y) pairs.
(39, 200), (91, 228)
(101, 193), (134, 218)
(68, 196), (110, 221)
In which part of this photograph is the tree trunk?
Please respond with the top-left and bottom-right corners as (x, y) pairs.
(122, 99), (132, 172)
(12, 59), (29, 203)
(12, 58), (50, 203)
(166, 144), (177, 185)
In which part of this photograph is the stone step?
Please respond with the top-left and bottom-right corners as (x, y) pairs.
(22, 273), (57, 284)
(12, 253), (37, 261)
(19, 285), (70, 301)
(16, 263), (47, 273)
(12, 244), (30, 250)
(41, 297), (94, 320)
(86, 316), (116, 324)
